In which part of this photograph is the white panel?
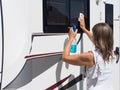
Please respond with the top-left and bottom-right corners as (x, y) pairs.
(113, 0), (120, 19)
(113, 61), (120, 90)
(30, 0), (43, 32)
(113, 0), (120, 90)
(0, 5), (2, 82)
(31, 34), (81, 55)
(113, 12), (120, 90)
(31, 35), (66, 54)
(1, 0), (32, 88)
(90, 0), (101, 30)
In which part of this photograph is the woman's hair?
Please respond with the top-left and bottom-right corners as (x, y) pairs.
(92, 23), (114, 61)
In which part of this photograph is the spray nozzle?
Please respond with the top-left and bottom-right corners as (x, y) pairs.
(72, 24), (77, 32)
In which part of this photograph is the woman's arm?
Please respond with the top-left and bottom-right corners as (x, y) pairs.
(79, 13), (94, 43)
(62, 28), (94, 67)
(62, 28), (77, 61)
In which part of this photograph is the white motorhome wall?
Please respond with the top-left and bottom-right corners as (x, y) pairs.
(1, 0), (120, 90)
(1, 0), (83, 90)
(111, 0), (120, 90)
(18, 34), (82, 90)
(1, 0), (32, 89)
(30, 0), (43, 33)
(0, 4), (2, 83)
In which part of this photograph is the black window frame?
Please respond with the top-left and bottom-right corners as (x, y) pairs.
(43, 0), (90, 33)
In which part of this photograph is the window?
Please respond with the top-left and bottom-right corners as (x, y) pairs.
(105, 4), (113, 30)
(43, 0), (89, 33)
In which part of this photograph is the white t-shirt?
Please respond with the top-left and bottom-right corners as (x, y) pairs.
(86, 49), (114, 90)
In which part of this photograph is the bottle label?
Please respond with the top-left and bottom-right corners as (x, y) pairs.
(70, 45), (77, 53)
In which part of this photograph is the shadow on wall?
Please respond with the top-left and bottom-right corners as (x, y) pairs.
(55, 37), (77, 90)
(56, 61), (77, 90)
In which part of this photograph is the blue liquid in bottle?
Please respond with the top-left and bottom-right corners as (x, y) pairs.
(70, 45), (77, 53)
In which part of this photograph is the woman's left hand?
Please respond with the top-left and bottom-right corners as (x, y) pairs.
(68, 27), (78, 39)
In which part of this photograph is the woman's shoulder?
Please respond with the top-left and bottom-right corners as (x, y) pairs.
(87, 49), (101, 68)
(85, 51), (95, 68)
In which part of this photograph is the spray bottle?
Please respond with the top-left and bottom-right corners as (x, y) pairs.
(70, 24), (77, 53)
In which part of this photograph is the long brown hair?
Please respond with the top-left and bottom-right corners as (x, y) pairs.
(92, 23), (114, 61)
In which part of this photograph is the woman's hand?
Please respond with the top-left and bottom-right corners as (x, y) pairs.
(78, 13), (94, 43)
(68, 27), (78, 40)
(78, 13), (86, 31)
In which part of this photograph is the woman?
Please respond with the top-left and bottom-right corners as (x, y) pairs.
(62, 14), (114, 90)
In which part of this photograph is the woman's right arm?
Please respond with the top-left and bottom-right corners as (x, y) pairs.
(79, 14), (94, 43)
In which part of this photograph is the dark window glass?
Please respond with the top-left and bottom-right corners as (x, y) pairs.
(47, 0), (69, 25)
(105, 4), (113, 30)
(70, 0), (84, 24)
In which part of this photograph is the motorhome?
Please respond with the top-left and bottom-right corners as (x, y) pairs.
(0, 0), (120, 90)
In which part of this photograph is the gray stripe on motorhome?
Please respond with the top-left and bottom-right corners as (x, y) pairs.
(3, 54), (61, 89)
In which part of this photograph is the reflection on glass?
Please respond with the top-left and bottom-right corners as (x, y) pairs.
(47, 0), (69, 25)
(70, 0), (84, 24)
